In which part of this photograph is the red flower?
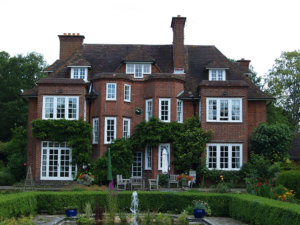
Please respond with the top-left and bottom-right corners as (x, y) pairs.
(24, 163), (26, 166)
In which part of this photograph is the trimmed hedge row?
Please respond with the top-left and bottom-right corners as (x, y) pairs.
(0, 193), (37, 218)
(277, 171), (300, 199)
(2, 191), (300, 225)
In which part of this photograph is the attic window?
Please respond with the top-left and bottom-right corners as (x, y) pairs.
(70, 67), (88, 82)
(126, 63), (151, 78)
(209, 69), (225, 81)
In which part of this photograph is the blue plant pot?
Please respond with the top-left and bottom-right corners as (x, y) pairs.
(65, 209), (77, 217)
(194, 209), (205, 218)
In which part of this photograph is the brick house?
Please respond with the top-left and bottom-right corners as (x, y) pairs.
(22, 16), (273, 181)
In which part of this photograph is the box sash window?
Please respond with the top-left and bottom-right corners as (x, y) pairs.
(159, 98), (171, 122)
(106, 83), (117, 100)
(124, 84), (131, 102)
(104, 117), (117, 144)
(93, 118), (99, 144)
(206, 144), (242, 170)
(145, 145), (152, 170)
(177, 100), (183, 123)
(123, 118), (131, 139)
(145, 99), (153, 121)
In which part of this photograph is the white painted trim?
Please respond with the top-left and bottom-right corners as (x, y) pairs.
(67, 66), (91, 68)
(84, 99), (87, 121)
(145, 145), (152, 170)
(145, 99), (153, 122)
(176, 90), (184, 97)
(159, 98), (171, 122)
(42, 96), (79, 120)
(206, 98), (242, 122)
(124, 84), (131, 102)
(206, 67), (229, 70)
(92, 118), (99, 144)
(123, 118), (131, 139)
(104, 117), (117, 144)
(106, 83), (117, 101)
(40, 141), (76, 180)
(206, 143), (243, 171)
(70, 67), (88, 82)
(158, 143), (171, 170)
(176, 99), (183, 123)
(209, 69), (226, 81)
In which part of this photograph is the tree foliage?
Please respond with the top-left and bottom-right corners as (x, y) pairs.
(265, 50), (300, 131)
(0, 51), (47, 141)
(31, 119), (93, 166)
(248, 65), (263, 89)
(249, 123), (295, 162)
(266, 103), (291, 127)
(172, 117), (214, 173)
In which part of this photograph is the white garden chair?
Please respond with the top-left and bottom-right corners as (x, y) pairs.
(148, 175), (159, 191)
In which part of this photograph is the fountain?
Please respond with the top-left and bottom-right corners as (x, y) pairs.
(130, 191), (139, 225)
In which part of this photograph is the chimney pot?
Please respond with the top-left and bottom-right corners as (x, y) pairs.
(68, 33), (71, 35)
(77, 33), (80, 35)
(177, 15), (181, 17)
(72, 33), (75, 35)
(63, 33), (67, 35)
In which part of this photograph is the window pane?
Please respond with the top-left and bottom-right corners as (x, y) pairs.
(45, 98), (54, 118)
(135, 64), (142, 78)
(80, 68), (85, 79)
(217, 70), (223, 80)
(127, 64), (134, 73)
(232, 146), (240, 168)
(160, 100), (169, 121)
(146, 100), (153, 121)
(143, 64), (151, 73)
(220, 146), (229, 168)
(208, 100), (217, 120)
(74, 68), (79, 79)
(232, 100), (241, 121)
(220, 100), (228, 121)
(57, 98), (65, 119)
(68, 98), (77, 119)
(212, 70), (217, 80)
(177, 101), (182, 122)
(208, 146), (217, 169)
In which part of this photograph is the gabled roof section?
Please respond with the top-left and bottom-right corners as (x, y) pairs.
(44, 60), (65, 72)
(67, 55), (91, 67)
(123, 46), (155, 62)
(206, 57), (229, 69)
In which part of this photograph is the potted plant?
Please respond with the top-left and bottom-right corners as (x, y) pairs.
(64, 206), (79, 217)
(176, 174), (193, 187)
(192, 200), (209, 218)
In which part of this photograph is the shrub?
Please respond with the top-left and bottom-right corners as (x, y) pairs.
(277, 170), (300, 199)
(0, 171), (16, 186)
(159, 174), (168, 187)
(7, 153), (26, 182)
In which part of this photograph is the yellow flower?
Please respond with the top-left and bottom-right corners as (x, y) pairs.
(220, 175), (223, 178)
(285, 188), (287, 190)
(291, 190), (293, 192)
(284, 195), (286, 197)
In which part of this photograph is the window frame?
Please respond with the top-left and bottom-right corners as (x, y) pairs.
(124, 84), (131, 102)
(206, 98), (242, 122)
(70, 67), (88, 82)
(106, 83), (117, 101)
(158, 143), (170, 170)
(42, 96), (79, 120)
(123, 118), (131, 139)
(40, 141), (76, 180)
(126, 63), (152, 79)
(159, 98), (171, 122)
(93, 118), (99, 144)
(145, 145), (152, 170)
(104, 117), (117, 144)
(145, 99), (153, 122)
(177, 99), (183, 123)
(209, 69), (226, 81)
(206, 143), (243, 171)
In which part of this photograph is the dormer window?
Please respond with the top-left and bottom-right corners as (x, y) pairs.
(70, 67), (88, 82)
(126, 63), (151, 78)
(209, 69), (225, 81)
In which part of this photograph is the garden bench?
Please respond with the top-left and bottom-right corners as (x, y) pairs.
(169, 174), (179, 188)
(148, 175), (159, 191)
(130, 176), (145, 190)
(117, 175), (130, 191)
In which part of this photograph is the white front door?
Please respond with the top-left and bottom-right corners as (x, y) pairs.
(132, 152), (143, 177)
(41, 142), (76, 180)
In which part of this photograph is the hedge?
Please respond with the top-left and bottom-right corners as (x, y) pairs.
(0, 193), (37, 218)
(2, 191), (300, 225)
(277, 171), (300, 199)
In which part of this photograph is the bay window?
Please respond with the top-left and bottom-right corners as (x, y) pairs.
(145, 145), (152, 170)
(145, 99), (153, 122)
(177, 100), (183, 123)
(93, 118), (99, 144)
(159, 98), (171, 122)
(106, 83), (117, 100)
(104, 117), (117, 144)
(123, 118), (131, 139)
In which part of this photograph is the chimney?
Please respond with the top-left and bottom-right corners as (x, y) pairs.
(58, 33), (85, 60)
(237, 58), (251, 69)
(171, 15), (186, 73)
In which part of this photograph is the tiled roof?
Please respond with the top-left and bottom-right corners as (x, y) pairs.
(91, 73), (185, 81)
(68, 55), (91, 67)
(289, 133), (300, 160)
(26, 43), (272, 101)
(206, 57), (230, 69)
(199, 80), (249, 87)
(21, 86), (38, 96)
(37, 78), (86, 84)
(44, 60), (65, 72)
(123, 46), (155, 62)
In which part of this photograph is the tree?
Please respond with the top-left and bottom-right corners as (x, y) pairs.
(265, 50), (300, 131)
(249, 123), (295, 162)
(266, 103), (291, 128)
(249, 65), (263, 90)
(0, 51), (47, 141)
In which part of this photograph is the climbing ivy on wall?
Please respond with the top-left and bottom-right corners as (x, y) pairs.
(31, 119), (93, 166)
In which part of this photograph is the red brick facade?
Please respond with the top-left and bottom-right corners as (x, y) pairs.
(23, 16), (271, 181)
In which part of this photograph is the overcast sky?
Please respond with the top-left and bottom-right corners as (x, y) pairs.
(1, 0), (299, 79)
